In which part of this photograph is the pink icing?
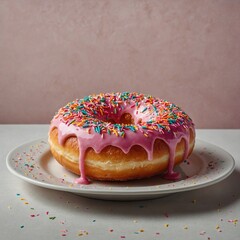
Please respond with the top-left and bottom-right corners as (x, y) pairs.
(49, 93), (195, 184)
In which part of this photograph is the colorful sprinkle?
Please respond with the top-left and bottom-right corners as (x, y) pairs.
(77, 230), (89, 236)
(216, 225), (222, 232)
(200, 231), (206, 235)
(228, 219), (238, 225)
(60, 229), (68, 237)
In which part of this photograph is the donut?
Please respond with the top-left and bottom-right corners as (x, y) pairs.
(48, 92), (195, 184)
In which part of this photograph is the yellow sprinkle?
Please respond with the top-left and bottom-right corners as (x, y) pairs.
(164, 224), (169, 228)
(113, 129), (118, 137)
(144, 133), (149, 138)
(77, 230), (89, 236)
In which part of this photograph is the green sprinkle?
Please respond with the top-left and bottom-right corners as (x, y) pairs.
(147, 120), (153, 124)
(81, 110), (88, 115)
(168, 119), (176, 124)
(153, 105), (158, 112)
(94, 126), (101, 134)
(68, 119), (75, 125)
(120, 131), (125, 137)
(125, 126), (136, 132)
(83, 96), (90, 102)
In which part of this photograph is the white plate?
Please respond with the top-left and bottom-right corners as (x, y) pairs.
(6, 138), (235, 201)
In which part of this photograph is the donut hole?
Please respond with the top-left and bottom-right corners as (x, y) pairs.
(119, 113), (134, 124)
(108, 113), (134, 125)
(107, 119), (117, 124)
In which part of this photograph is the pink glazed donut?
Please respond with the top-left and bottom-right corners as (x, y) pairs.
(48, 92), (195, 184)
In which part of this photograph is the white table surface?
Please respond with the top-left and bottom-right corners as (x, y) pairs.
(1, 125), (240, 240)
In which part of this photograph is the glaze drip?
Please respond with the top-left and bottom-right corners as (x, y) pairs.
(50, 92), (195, 184)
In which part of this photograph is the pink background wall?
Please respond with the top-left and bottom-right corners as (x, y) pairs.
(0, 0), (240, 128)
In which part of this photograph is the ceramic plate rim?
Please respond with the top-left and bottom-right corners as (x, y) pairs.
(6, 138), (235, 197)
